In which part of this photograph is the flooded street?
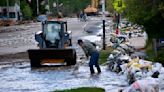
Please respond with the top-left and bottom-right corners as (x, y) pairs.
(1, 17), (164, 92)
(0, 0), (164, 91)
(0, 18), (129, 92)
(0, 44), (128, 92)
(0, 60), (128, 92)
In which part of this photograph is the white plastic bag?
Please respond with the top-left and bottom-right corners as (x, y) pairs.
(123, 77), (159, 92)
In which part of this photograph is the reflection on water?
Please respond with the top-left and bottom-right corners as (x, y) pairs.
(0, 61), (128, 92)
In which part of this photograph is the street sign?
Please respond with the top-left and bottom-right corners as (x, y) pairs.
(113, 0), (126, 13)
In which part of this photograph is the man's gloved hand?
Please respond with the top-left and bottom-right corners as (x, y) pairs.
(79, 54), (85, 59)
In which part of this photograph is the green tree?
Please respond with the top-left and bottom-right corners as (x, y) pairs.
(45, 0), (89, 17)
(124, 0), (164, 38)
(30, 0), (37, 16)
(0, 0), (6, 6)
(22, 5), (32, 19)
(40, 4), (47, 14)
(124, 0), (164, 62)
(21, 0), (90, 17)
(0, 0), (20, 6)
(106, 0), (115, 13)
(59, 0), (89, 16)
(21, 0), (32, 20)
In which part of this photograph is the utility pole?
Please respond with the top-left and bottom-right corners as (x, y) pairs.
(56, 0), (59, 13)
(101, 0), (106, 50)
(48, 0), (50, 13)
(36, 0), (39, 15)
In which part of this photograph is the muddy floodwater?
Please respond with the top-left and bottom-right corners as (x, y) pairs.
(0, 53), (128, 92)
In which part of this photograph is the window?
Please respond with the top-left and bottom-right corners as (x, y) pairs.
(9, 12), (16, 18)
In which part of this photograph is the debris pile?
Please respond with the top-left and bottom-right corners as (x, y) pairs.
(106, 31), (164, 91)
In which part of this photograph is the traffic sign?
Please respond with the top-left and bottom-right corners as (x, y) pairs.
(113, 0), (126, 13)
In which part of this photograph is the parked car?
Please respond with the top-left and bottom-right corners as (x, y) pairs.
(37, 14), (47, 22)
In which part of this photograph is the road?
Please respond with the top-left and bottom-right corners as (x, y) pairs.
(0, 17), (129, 92)
(0, 17), (104, 55)
(1, 17), (162, 92)
(0, 23), (40, 55)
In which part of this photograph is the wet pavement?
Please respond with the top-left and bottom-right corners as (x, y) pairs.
(1, 17), (163, 92)
(0, 18), (129, 92)
(0, 61), (128, 92)
(0, 23), (40, 55)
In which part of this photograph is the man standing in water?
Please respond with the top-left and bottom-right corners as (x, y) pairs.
(77, 39), (101, 75)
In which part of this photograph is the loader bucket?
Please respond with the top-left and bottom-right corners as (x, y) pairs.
(28, 48), (76, 67)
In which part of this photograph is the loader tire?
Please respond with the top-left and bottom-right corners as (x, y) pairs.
(66, 52), (76, 65)
(30, 59), (41, 67)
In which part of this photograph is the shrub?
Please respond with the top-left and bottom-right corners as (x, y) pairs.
(22, 5), (32, 20)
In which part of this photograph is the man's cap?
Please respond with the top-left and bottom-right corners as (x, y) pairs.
(77, 39), (83, 44)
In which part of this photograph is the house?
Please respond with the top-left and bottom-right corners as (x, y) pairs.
(0, 3), (21, 26)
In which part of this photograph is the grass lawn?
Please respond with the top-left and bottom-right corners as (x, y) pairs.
(99, 47), (113, 65)
(54, 87), (105, 92)
(146, 41), (154, 61)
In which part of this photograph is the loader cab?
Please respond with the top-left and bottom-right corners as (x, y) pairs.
(43, 21), (70, 48)
(43, 21), (62, 48)
(35, 20), (71, 49)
